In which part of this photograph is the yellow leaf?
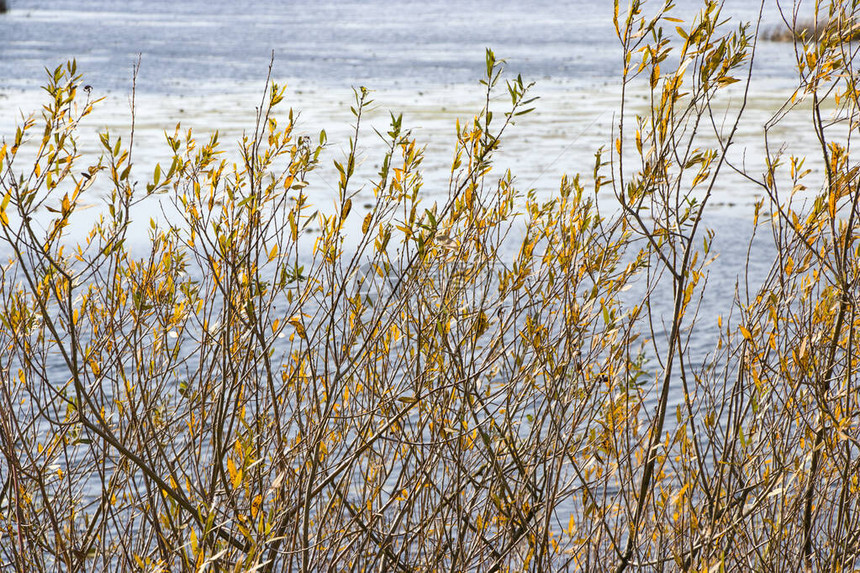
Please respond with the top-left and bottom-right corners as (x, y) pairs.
(288, 316), (307, 339)
(289, 212), (298, 241)
(362, 212), (372, 234)
(0, 190), (10, 227)
(190, 526), (199, 553)
(341, 197), (352, 220)
(227, 458), (242, 489)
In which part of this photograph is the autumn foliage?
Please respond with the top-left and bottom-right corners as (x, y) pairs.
(1, 1), (860, 570)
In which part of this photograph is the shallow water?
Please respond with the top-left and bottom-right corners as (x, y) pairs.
(0, 1), (829, 394)
(0, 0), (804, 94)
(0, 0), (820, 203)
(1, 4), (844, 557)
(0, 3), (831, 400)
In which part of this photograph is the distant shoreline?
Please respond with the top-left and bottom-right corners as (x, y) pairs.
(762, 17), (860, 42)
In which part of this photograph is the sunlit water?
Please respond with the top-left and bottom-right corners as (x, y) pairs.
(0, 0), (819, 211)
(0, 0), (802, 92)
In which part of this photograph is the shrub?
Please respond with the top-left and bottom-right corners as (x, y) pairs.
(1, 0), (859, 571)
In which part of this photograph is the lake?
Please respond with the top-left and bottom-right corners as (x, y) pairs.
(0, 0), (824, 411)
(0, 0), (803, 92)
(1, 3), (848, 567)
(0, 0), (820, 216)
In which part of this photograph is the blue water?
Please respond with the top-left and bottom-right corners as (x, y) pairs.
(0, 0), (802, 94)
(0, 1), (819, 551)
(0, 0), (802, 327)
(0, 0), (803, 361)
